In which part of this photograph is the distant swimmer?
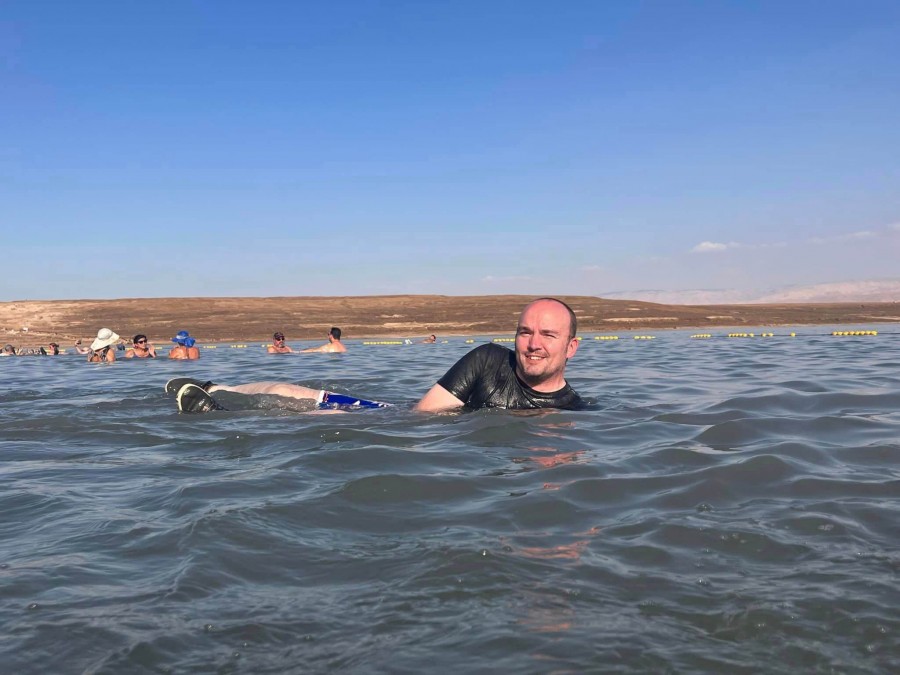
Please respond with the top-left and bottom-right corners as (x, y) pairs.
(16, 347), (40, 356)
(267, 332), (293, 354)
(168, 330), (200, 360)
(88, 328), (120, 363)
(421, 334), (437, 344)
(168, 299), (584, 415)
(24, 343), (59, 356)
(414, 298), (585, 412)
(300, 327), (347, 353)
(1, 344), (16, 356)
(125, 334), (156, 359)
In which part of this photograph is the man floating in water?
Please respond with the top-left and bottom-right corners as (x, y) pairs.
(170, 298), (583, 413)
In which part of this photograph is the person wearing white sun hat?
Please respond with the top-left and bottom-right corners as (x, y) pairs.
(87, 327), (121, 363)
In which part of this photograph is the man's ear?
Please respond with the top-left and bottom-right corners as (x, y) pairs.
(566, 337), (579, 359)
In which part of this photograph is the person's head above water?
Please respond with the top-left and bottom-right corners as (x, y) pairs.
(266, 331), (294, 353)
(171, 331), (195, 348)
(329, 327), (341, 341)
(513, 298), (578, 391)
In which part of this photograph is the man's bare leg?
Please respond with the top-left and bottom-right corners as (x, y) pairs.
(208, 382), (321, 400)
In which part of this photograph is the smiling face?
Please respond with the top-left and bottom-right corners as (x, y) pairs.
(514, 299), (578, 392)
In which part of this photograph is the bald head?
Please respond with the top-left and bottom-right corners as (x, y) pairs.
(523, 298), (577, 340)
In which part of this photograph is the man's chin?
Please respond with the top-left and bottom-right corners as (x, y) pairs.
(517, 364), (547, 386)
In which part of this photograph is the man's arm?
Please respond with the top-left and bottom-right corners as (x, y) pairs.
(414, 383), (465, 412)
(300, 344), (330, 353)
(415, 343), (497, 412)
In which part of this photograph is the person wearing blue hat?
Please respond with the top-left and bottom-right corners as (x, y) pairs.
(168, 330), (200, 360)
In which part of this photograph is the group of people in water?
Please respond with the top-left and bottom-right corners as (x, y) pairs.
(2, 342), (60, 356)
(3, 329), (198, 361)
(266, 327), (347, 353)
(67, 329), (200, 362)
(2, 326), (351, 362)
(5, 298), (584, 414)
(171, 298), (584, 414)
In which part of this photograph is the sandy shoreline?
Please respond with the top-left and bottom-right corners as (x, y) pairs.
(2, 295), (899, 347)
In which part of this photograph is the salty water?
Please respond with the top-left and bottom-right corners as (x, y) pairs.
(1, 328), (898, 674)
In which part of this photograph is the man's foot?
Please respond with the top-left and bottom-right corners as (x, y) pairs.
(176, 384), (226, 413)
(165, 377), (216, 396)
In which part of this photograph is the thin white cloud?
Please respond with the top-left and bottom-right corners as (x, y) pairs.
(886, 222), (900, 233)
(691, 241), (736, 253)
(690, 227), (886, 254)
(580, 265), (603, 272)
(688, 237), (798, 254)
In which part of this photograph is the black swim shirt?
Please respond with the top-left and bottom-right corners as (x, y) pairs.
(437, 343), (584, 411)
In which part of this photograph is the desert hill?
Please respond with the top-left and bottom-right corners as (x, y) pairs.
(2, 295), (899, 346)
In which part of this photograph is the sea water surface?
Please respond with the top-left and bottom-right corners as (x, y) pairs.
(1, 328), (898, 674)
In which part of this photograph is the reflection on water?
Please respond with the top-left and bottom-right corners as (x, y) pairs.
(1, 327), (899, 673)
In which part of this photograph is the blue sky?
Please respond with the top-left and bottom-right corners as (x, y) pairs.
(3, 1), (899, 301)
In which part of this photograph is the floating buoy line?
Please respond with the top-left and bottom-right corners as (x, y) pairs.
(110, 329), (890, 351)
